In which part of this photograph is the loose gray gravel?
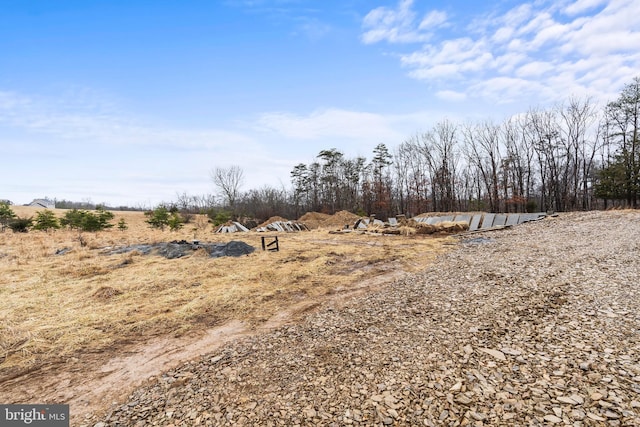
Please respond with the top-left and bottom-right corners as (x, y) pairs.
(96, 211), (640, 426)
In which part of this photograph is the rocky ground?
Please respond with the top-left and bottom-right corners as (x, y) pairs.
(94, 211), (640, 426)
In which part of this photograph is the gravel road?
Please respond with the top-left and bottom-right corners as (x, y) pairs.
(95, 210), (640, 426)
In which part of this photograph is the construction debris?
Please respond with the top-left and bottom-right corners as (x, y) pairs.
(214, 221), (250, 233)
(339, 212), (545, 235)
(354, 217), (385, 230)
(413, 212), (546, 231)
(255, 221), (309, 232)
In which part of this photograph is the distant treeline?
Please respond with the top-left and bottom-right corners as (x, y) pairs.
(53, 200), (147, 212)
(170, 77), (640, 221)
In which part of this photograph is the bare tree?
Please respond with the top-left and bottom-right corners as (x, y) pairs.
(211, 165), (245, 209)
(462, 121), (503, 212)
(559, 97), (599, 210)
(503, 116), (536, 212)
(421, 120), (460, 212)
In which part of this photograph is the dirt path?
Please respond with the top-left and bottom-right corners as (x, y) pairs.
(1, 268), (407, 426)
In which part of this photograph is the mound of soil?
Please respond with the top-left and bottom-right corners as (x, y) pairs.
(321, 210), (362, 228)
(298, 212), (331, 229)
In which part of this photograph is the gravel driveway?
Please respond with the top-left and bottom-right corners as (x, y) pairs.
(97, 210), (640, 426)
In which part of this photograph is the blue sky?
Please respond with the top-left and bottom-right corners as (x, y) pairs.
(1, 0), (639, 207)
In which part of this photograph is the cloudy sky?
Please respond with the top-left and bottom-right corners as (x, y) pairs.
(1, 0), (639, 207)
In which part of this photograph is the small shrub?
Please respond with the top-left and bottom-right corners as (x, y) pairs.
(117, 218), (128, 231)
(33, 210), (60, 231)
(207, 209), (231, 226)
(168, 212), (184, 231)
(145, 206), (170, 230)
(96, 207), (115, 230)
(9, 216), (33, 233)
(0, 202), (16, 232)
(60, 209), (84, 229)
(61, 208), (114, 232)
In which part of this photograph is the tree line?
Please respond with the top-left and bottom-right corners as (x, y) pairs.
(184, 77), (638, 221)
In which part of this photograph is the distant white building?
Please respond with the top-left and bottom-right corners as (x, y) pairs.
(28, 198), (55, 209)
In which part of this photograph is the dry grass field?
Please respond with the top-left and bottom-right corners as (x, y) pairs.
(0, 206), (453, 385)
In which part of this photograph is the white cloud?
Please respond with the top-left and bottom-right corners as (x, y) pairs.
(492, 26), (515, 44)
(515, 61), (555, 78)
(564, 0), (608, 15)
(362, 0), (640, 107)
(470, 77), (554, 104)
(502, 3), (534, 28)
(401, 38), (495, 80)
(494, 52), (529, 74)
(408, 63), (463, 80)
(361, 0), (446, 44)
(527, 21), (570, 50)
(256, 108), (404, 142)
(436, 90), (468, 102)
(418, 10), (448, 30)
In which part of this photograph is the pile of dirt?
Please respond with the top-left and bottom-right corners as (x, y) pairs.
(319, 210), (362, 229)
(257, 216), (290, 228)
(298, 212), (331, 229)
(296, 211), (362, 230)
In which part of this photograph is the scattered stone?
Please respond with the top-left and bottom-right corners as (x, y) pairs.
(543, 414), (563, 423)
(557, 395), (584, 405)
(478, 348), (506, 361)
(587, 412), (606, 421)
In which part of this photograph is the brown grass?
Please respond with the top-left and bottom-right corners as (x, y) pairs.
(0, 206), (453, 379)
